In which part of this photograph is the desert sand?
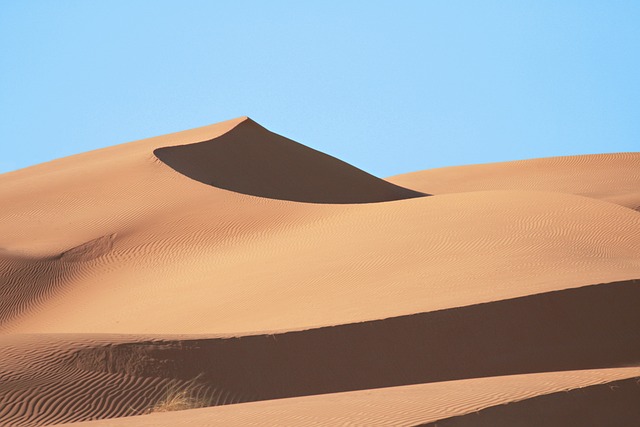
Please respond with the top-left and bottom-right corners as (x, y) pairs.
(1, 117), (639, 426)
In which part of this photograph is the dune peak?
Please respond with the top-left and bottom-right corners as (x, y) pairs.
(154, 119), (425, 203)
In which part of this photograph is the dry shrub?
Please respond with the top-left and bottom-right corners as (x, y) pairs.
(148, 376), (209, 413)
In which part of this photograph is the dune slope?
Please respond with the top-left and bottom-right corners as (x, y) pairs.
(388, 152), (640, 210)
(155, 118), (425, 203)
(420, 376), (640, 427)
(2, 280), (639, 426)
(54, 369), (640, 427)
(3, 189), (640, 335)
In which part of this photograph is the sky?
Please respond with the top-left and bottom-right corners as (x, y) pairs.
(1, 1), (639, 177)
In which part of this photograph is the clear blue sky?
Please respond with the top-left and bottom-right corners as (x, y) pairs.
(1, 1), (638, 177)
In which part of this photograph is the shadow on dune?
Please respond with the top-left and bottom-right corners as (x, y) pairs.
(418, 376), (640, 427)
(74, 279), (640, 402)
(0, 235), (115, 329)
(154, 118), (426, 203)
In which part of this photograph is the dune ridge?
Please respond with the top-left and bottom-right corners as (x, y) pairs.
(419, 376), (640, 427)
(154, 118), (425, 203)
(1, 117), (639, 426)
(388, 152), (640, 210)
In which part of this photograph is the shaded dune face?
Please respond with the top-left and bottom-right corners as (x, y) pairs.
(154, 119), (426, 203)
(418, 377), (640, 427)
(72, 280), (640, 399)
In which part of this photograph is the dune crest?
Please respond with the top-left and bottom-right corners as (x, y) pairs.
(388, 152), (640, 210)
(154, 118), (425, 203)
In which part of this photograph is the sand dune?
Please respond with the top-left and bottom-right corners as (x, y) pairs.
(51, 368), (640, 427)
(419, 376), (640, 427)
(388, 152), (640, 210)
(1, 117), (638, 426)
(155, 118), (424, 203)
(3, 281), (639, 425)
(3, 189), (640, 335)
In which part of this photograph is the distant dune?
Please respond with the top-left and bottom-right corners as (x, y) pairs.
(1, 117), (639, 426)
(388, 152), (640, 210)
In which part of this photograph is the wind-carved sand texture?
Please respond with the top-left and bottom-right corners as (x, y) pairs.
(0, 117), (639, 426)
